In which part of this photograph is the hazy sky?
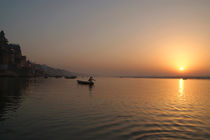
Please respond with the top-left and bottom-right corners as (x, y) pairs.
(1, 0), (210, 76)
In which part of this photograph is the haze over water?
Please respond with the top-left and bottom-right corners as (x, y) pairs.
(0, 77), (209, 139)
(1, 0), (210, 76)
(1, 0), (210, 139)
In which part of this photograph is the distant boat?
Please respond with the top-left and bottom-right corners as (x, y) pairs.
(65, 76), (77, 79)
(54, 75), (62, 78)
(77, 80), (94, 85)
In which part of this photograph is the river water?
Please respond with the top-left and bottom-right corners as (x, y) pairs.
(0, 77), (209, 140)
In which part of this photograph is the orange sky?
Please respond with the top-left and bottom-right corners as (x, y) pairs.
(1, 0), (210, 76)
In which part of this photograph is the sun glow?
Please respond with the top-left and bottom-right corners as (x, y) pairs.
(179, 67), (184, 71)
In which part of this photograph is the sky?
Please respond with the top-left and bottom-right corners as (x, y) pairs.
(0, 0), (210, 76)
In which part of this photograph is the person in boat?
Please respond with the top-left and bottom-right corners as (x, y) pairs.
(88, 76), (95, 83)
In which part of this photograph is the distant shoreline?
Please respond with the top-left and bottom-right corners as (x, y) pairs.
(119, 76), (210, 80)
(1, 74), (210, 80)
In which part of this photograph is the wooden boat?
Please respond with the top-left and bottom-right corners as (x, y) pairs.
(54, 75), (62, 78)
(65, 76), (77, 79)
(77, 80), (94, 85)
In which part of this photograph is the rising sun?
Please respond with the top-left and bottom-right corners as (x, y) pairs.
(179, 67), (184, 71)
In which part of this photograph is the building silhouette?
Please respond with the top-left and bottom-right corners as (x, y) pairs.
(0, 30), (44, 76)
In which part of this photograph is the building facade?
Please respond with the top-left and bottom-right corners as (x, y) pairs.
(0, 31), (27, 72)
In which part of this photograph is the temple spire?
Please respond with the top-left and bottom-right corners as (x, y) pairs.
(0, 30), (8, 46)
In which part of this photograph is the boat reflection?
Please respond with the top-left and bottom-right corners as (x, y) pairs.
(88, 85), (94, 92)
(77, 83), (94, 93)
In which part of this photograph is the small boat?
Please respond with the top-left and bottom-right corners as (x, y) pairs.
(54, 75), (62, 78)
(77, 80), (94, 85)
(65, 76), (77, 79)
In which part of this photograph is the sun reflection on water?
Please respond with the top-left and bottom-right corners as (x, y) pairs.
(178, 79), (185, 98)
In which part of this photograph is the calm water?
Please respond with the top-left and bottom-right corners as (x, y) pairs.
(0, 77), (210, 140)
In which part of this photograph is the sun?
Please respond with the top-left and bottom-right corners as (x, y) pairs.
(179, 67), (184, 71)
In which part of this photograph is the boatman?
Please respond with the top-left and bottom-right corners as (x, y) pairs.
(88, 76), (95, 83)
